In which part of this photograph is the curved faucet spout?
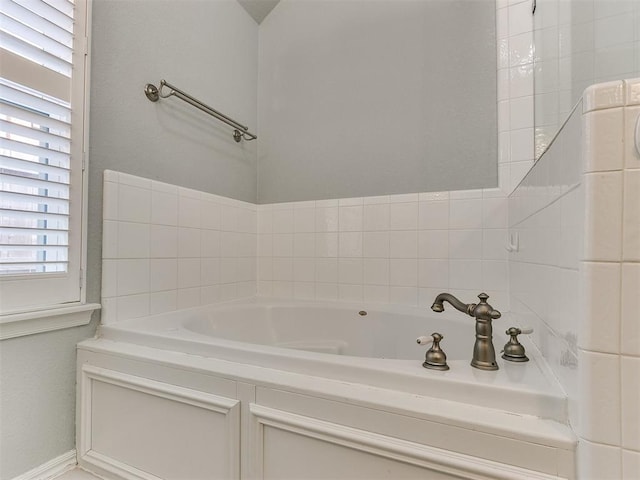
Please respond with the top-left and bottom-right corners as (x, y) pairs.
(431, 293), (474, 316)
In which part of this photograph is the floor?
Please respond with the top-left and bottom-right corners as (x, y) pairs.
(56, 468), (102, 480)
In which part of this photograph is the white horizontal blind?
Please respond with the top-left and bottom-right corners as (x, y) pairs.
(0, 79), (71, 275)
(0, 0), (86, 312)
(0, 0), (74, 76)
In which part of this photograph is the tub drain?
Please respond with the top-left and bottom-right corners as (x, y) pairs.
(358, 310), (367, 316)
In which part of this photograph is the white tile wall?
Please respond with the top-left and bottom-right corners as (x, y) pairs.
(510, 78), (640, 479)
(497, 0), (536, 191)
(101, 171), (257, 323)
(534, 0), (640, 157)
(257, 190), (509, 309)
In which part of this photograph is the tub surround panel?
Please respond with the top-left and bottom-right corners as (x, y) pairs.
(77, 335), (576, 480)
(101, 171), (257, 324)
(510, 77), (640, 479)
(257, 190), (509, 310)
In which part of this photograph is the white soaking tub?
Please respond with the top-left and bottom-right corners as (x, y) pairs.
(77, 298), (577, 480)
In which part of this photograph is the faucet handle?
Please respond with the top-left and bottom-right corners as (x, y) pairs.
(420, 332), (449, 371)
(473, 293), (501, 320)
(502, 327), (531, 362)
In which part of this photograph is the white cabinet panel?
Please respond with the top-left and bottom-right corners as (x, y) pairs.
(78, 365), (240, 480)
(263, 427), (455, 480)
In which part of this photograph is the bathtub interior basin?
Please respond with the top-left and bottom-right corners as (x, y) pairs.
(98, 297), (569, 422)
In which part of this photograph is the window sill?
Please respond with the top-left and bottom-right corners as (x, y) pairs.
(0, 303), (101, 340)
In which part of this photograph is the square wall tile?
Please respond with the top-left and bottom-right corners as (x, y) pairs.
(449, 199), (483, 229)
(315, 258), (338, 283)
(293, 282), (315, 300)
(578, 439), (621, 480)
(101, 260), (117, 298)
(419, 201), (449, 230)
(118, 184), (151, 223)
(293, 208), (315, 233)
(418, 259), (449, 289)
(103, 181), (118, 220)
(150, 259), (178, 292)
(315, 282), (338, 300)
(364, 259), (389, 286)
(178, 195), (201, 228)
(390, 231), (418, 258)
(482, 261), (508, 292)
(449, 260), (483, 291)
(389, 202), (419, 230)
(449, 230), (483, 259)
(315, 233), (338, 258)
(149, 290), (177, 315)
(364, 204), (390, 231)
(579, 262), (621, 354)
(338, 258), (363, 285)
(624, 107), (640, 168)
(339, 232), (363, 258)
(623, 450), (640, 480)
(151, 190), (178, 226)
(389, 259), (418, 287)
(339, 205), (363, 231)
(293, 258), (315, 282)
(364, 285), (389, 304)
(294, 233), (315, 258)
(621, 263), (640, 356)
(621, 356), (640, 451)
(623, 169), (640, 261)
(178, 257), (202, 288)
(578, 349), (621, 446)
(338, 284), (363, 302)
(584, 171), (623, 261)
(271, 208), (293, 233)
(272, 258), (292, 282)
(482, 197), (509, 229)
(419, 230), (449, 259)
(117, 294), (149, 320)
(363, 232), (390, 258)
(201, 200), (221, 230)
(389, 286), (418, 306)
(117, 222), (150, 259)
(102, 221), (118, 259)
(315, 207), (339, 232)
(177, 287), (200, 309)
(583, 108), (624, 173)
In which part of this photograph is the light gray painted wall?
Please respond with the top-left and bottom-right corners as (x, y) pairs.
(257, 0), (497, 204)
(0, 318), (98, 480)
(87, 0), (259, 303)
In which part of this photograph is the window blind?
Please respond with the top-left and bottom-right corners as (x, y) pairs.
(0, 0), (75, 277)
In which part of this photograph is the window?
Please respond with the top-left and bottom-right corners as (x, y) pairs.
(0, 0), (89, 314)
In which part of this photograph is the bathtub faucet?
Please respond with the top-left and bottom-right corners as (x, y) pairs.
(431, 293), (501, 371)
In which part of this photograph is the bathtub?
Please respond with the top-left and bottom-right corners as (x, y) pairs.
(96, 297), (566, 420)
(78, 298), (576, 480)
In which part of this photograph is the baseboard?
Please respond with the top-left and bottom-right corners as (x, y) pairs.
(11, 450), (77, 480)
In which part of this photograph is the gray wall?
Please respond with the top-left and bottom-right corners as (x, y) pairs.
(0, 319), (97, 480)
(87, 0), (259, 303)
(257, 0), (497, 204)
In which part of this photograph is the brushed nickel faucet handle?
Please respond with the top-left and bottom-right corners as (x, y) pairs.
(502, 327), (531, 362)
(472, 293), (502, 320)
(420, 332), (449, 371)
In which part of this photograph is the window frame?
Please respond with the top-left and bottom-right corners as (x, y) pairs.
(0, 0), (99, 332)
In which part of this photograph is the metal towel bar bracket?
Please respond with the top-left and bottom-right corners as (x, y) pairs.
(144, 79), (257, 142)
